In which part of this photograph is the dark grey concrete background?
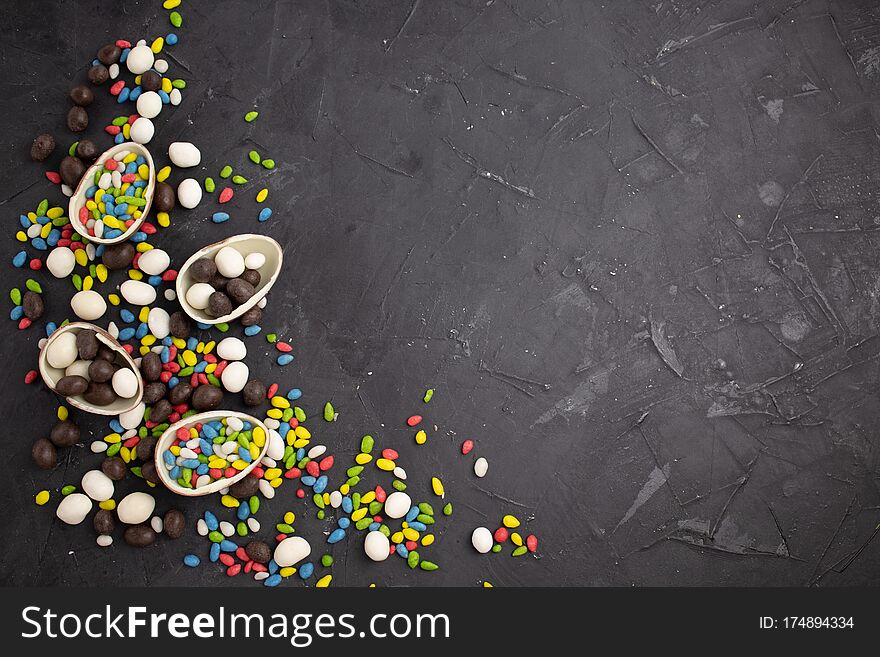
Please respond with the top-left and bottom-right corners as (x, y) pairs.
(2, 0), (880, 586)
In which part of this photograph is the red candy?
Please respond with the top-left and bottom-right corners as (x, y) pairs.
(162, 269), (177, 281)
(105, 125), (121, 136)
(140, 222), (157, 235)
(296, 489), (305, 498)
(276, 342), (292, 353)
(267, 383), (278, 399)
(219, 554), (235, 567)
(374, 486), (386, 503)
(45, 171), (61, 184)
(318, 456), (334, 471)
(526, 535), (538, 552)
(406, 415), (422, 427)
(235, 547), (249, 561)
(29, 259), (42, 270)
(116, 39), (131, 48)
(494, 527), (509, 543)
(226, 564), (241, 577)
(405, 540), (417, 551)
(306, 461), (320, 477)
(24, 370), (38, 384)
(218, 187), (234, 203)
(176, 428), (189, 440)
(461, 440), (474, 455)
(284, 468), (300, 479)
(109, 81), (125, 96)
(381, 449), (398, 460)
(18, 318), (32, 330)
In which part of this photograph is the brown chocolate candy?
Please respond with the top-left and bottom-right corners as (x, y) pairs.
(124, 525), (157, 547)
(245, 540), (272, 564)
(67, 106), (88, 133)
(163, 509), (186, 539)
(153, 182), (175, 212)
(240, 269), (261, 287)
(209, 273), (230, 290)
(102, 241), (136, 270)
(140, 460), (159, 484)
(242, 380), (267, 407)
(239, 305), (262, 327)
(191, 384), (222, 411)
(226, 278), (255, 305)
(149, 399), (172, 423)
(22, 290), (43, 320)
(207, 291), (233, 317)
(88, 359), (115, 383)
(76, 329), (99, 359)
(75, 139), (99, 160)
(190, 257), (217, 283)
(167, 381), (192, 405)
(93, 509), (115, 535)
(141, 70), (162, 92)
(140, 351), (162, 381)
(142, 382), (166, 404)
(55, 375), (88, 396)
(83, 381), (115, 406)
(88, 64), (109, 85)
(228, 474), (260, 499)
(97, 44), (121, 65)
(69, 85), (94, 107)
(30, 133), (55, 161)
(96, 345), (116, 361)
(49, 420), (80, 447)
(137, 436), (157, 462)
(101, 456), (127, 481)
(31, 438), (57, 469)
(169, 311), (192, 339)
(59, 155), (86, 188)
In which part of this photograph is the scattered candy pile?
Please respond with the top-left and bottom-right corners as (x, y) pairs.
(20, 0), (540, 588)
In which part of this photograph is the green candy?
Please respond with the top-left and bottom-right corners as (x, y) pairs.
(368, 501), (383, 516)
(294, 406), (306, 422)
(232, 175), (248, 185)
(416, 514), (434, 525)
(208, 531), (224, 543)
(418, 503), (434, 516)
(248, 496), (260, 514)
(312, 493), (325, 509)
(204, 177), (215, 193)
(323, 402), (335, 422)
(112, 116), (128, 126)
(261, 159), (275, 169)
(355, 518), (372, 530)
(442, 502), (453, 516)
(71, 273), (82, 290)
(423, 388), (434, 403)
(172, 79), (186, 89)
(169, 10), (182, 27)
(512, 546), (528, 557)
(219, 165), (233, 178)
(10, 288), (21, 305)
(266, 333), (277, 343)
(378, 525), (391, 538)
(419, 561), (439, 571)
(68, 142), (78, 157)
(491, 544), (502, 553)
(61, 485), (76, 496)
(360, 435), (374, 453)
(244, 111), (259, 123)
(236, 522), (248, 536)
(321, 554), (333, 567)
(36, 199), (48, 216)
(392, 480), (407, 492)
(407, 551), (420, 569)
(248, 150), (260, 164)
(276, 523), (294, 534)
(351, 493), (361, 510)
(346, 476), (360, 487)
(316, 510), (325, 520)
(25, 278), (42, 293)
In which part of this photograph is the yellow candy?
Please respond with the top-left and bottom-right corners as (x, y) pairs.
(361, 491), (376, 504)
(322, 493), (330, 504)
(138, 163), (150, 179)
(316, 575), (332, 588)
(415, 430), (427, 445)
(264, 468), (282, 481)
(47, 207), (64, 219)
(138, 346), (151, 356)
(120, 446), (131, 462)
(182, 350), (197, 366)
(40, 222), (51, 238)
(27, 211), (37, 220)
(279, 567), (296, 578)
(203, 340), (215, 353)
(57, 405), (68, 421)
(208, 458), (228, 469)
(141, 334), (156, 347)
(122, 123), (131, 139)
(35, 490), (50, 506)
(271, 396), (290, 409)
(82, 275), (93, 291)
(270, 478), (282, 488)
(339, 483), (350, 495)
(292, 438), (309, 449)
(256, 188), (268, 202)
(205, 363), (217, 374)
(15, 231), (27, 242)
(403, 527), (420, 541)
(502, 515), (520, 528)
(99, 500), (116, 511)
(135, 75), (142, 85)
(431, 477), (444, 496)
(74, 249), (88, 267)
(267, 408), (283, 420)
(163, 0), (180, 9)
(96, 264), (108, 282)
(151, 37), (164, 54)
(128, 269), (143, 281)
(252, 426), (266, 447)
(123, 153), (137, 163)
(391, 531), (404, 544)
(108, 293), (121, 306)
(104, 433), (121, 444)
(511, 532), (523, 546)
(483, 582), (493, 588)
(172, 337), (186, 348)
(157, 211), (170, 227)
(162, 78), (173, 93)
(283, 511), (295, 524)
(138, 306), (150, 322)
(376, 458), (395, 471)
(351, 507), (368, 522)
(188, 428), (199, 438)
(136, 243), (153, 253)
(421, 534), (434, 546)
(355, 453), (372, 465)
(294, 425), (310, 440)
(221, 495), (240, 508)
(231, 459), (248, 471)
(157, 166), (171, 182)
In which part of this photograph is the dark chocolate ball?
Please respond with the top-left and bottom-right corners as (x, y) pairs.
(30, 133), (55, 161)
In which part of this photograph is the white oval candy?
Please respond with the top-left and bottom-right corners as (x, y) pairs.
(117, 492), (155, 524)
(56, 493), (92, 525)
(65, 360), (91, 380)
(474, 457), (488, 478)
(221, 361), (249, 393)
(154, 58), (168, 73)
(383, 491), (411, 519)
(97, 535), (113, 547)
(70, 290), (106, 320)
(214, 246), (245, 278)
(138, 248), (170, 275)
(216, 337), (246, 361)
(273, 536), (311, 567)
(136, 91), (163, 119)
(177, 178), (202, 208)
(82, 470), (114, 502)
(169, 88), (182, 106)
(147, 307), (170, 339)
(168, 142), (201, 168)
(364, 530), (391, 562)
(129, 117), (155, 144)
(267, 429), (285, 461)
(329, 490), (343, 508)
(111, 368), (139, 398)
(244, 252), (266, 270)
(47, 247), (76, 278)
(471, 527), (493, 554)
(185, 283), (215, 310)
(120, 279), (156, 306)
(119, 402), (145, 430)
(47, 332), (78, 369)
(126, 44), (154, 74)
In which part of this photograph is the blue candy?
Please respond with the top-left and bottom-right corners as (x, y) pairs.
(212, 212), (229, 224)
(196, 322), (211, 330)
(298, 562), (314, 579)
(268, 559), (279, 575)
(277, 354), (294, 366)
(405, 506), (419, 523)
(396, 544), (409, 558)
(46, 322), (57, 337)
(287, 388), (302, 400)
(209, 543), (221, 562)
(338, 517), (350, 529)
(244, 325), (262, 336)
(204, 511), (219, 530)
(301, 475), (316, 486)
(166, 33), (178, 45)
(118, 327), (136, 341)
(342, 497), (353, 514)
(117, 87), (130, 103)
(327, 528), (346, 544)
(120, 308), (136, 323)
(368, 522), (380, 531)
(237, 503), (250, 521)
(408, 521), (427, 532)
(264, 574), (282, 587)
(219, 540), (238, 552)
(313, 475), (328, 494)
(10, 306), (23, 321)
(163, 451), (176, 465)
(32, 238), (48, 251)
(183, 554), (200, 567)
(258, 207), (273, 222)
(109, 419), (124, 433)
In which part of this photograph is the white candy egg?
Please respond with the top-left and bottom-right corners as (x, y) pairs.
(46, 332), (78, 369)
(56, 493), (92, 525)
(214, 246), (245, 278)
(82, 470), (115, 502)
(168, 142), (201, 168)
(471, 527), (493, 554)
(119, 402), (145, 430)
(126, 44), (155, 74)
(216, 337), (246, 361)
(136, 91), (163, 119)
(474, 457), (488, 478)
(364, 530), (391, 562)
(70, 290), (107, 320)
(138, 248), (170, 275)
(383, 491), (411, 519)
(129, 117), (155, 144)
(46, 247), (76, 278)
(117, 492), (155, 524)
(177, 178), (202, 208)
(147, 307), (170, 339)
(244, 252), (266, 270)
(65, 360), (91, 380)
(111, 368), (139, 398)
(220, 361), (249, 393)
(273, 536), (311, 567)
(120, 280), (156, 306)
(185, 283), (215, 310)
